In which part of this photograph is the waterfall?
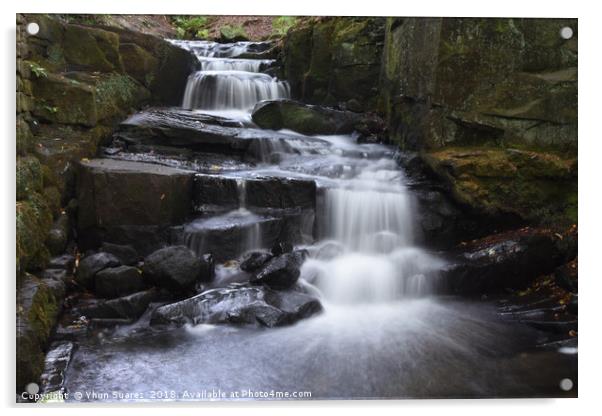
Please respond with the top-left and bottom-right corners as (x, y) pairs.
(175, 40), (290, 112)
(182, 71), (289, 111)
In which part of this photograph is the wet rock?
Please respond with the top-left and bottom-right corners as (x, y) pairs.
(443, 229), (564, 294)
(240, 251), (273, 272)
(75, 252), (121, 290)
(150, 283), (322, 328)
(251, 251), (305, 289)
(47, 254), (75, 271)
(73, 289), (158, 320)
(77, 159), (194, 233)
(142, 246), (202, 292)
(271, 241), (293, 256)
(568, 294), (578, 315)
(100, 242), (139, 266)
(194, 175), (316, 211)
(53, 321), (90, 342)
(39, 342), (75, 394)
(95, 265), (145, 299)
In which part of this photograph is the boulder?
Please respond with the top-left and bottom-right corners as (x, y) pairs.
(443, 228), (565, 294)
(75, 252), (121, 290)
(72, 289), (158, 320)
(100, 242), (139, 266)
(271, 241), (293, 256)
(95, 265), (145, 299)
(240, 251), (273, 272)
(76, 159), (194, 232)
(142, 246), (202, 292)
(252, 100), (360, 135)
(150, 283), (322, 328)
(250, 251), (305, 289)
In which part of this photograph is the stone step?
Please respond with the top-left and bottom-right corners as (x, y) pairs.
(171, 208), (314, 262)
(113, 107), (330, 161)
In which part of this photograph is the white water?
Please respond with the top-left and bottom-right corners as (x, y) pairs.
(177, 40), (290, 111)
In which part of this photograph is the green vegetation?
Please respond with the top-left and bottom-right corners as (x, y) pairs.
(272, 16), (297, 37)
(28, 62), (47, 79)
(171, 16), (212, 39)
(219, 24), (248, 42)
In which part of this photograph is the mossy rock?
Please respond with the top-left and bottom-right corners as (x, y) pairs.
(32, 72), (98, 126)
(16, 274), (65, 390)
(63, 24), (123, 72)
(422, 147), (577, 226)
(16, 193), (53, 273)
(16, 116), (33, 155)
(119, 42), (160, 87)
(16, 156), (43, 200)
(252, 100), (360, 135)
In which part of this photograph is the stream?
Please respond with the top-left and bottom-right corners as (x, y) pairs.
(63, 40), (576, 401)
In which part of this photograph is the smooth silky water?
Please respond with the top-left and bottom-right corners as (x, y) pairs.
(64, 40), (575, 400)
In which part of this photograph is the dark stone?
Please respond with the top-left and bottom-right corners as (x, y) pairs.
(240, 251), (273, 272)
(251, 251), (304, 290)
(95, 265), (145, 299)
(568, 294), (578, 315)
(150, 283), (322, 328)
(47, 254), (75, 271)
(76, 158), (194, 231)
(142, 246), (202, 292)
(443, 230), (564, 294)
(72, 289), (158, 320)
(100, 242), (139, 266)
(46, 214), (70, 256)
(75, 252), (120, 290)
(40, 268), (70, 285)
(271, 241), (293, 256)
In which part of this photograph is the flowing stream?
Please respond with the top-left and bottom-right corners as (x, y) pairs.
(64, 40), (576, 400)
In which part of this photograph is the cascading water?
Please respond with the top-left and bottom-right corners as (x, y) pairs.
(177, 40), (290, 112)
(64, 40), (574, 400)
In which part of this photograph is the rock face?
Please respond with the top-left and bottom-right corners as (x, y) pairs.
(150, 283), (322, 328)
(250, 251), (305, 289)
(76, 159), (194, 247)
(283, 17), (386, 111)
(443, 228), (566, 294)
(379, 17), (577, 154)
(240, 251), (274, 272)
(142, 246), (205, 292)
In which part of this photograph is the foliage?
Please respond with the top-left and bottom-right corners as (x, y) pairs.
(28, 62), (47, 78)
(220, 24), (248, 41)
(272, 16), (298, 37)
(171, 16), (211, 39)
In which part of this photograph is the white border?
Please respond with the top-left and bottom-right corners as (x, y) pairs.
(2, 1), (600, 415)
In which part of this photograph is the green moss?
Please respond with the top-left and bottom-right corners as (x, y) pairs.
(16, 196), (52, 273)
(422, 147), (577, 227)
(16, 156), (43, 200)
(171, 16), (211, 39)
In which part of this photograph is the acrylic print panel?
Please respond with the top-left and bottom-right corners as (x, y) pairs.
(16, 14), (577, 402)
